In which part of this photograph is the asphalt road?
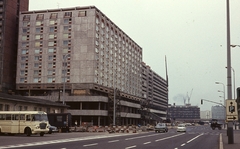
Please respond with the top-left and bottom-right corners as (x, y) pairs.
(0, 125), (223, 149)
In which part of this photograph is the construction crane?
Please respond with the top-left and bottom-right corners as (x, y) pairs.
(183, 88), (193, 105)
(188, 88), (193, 104)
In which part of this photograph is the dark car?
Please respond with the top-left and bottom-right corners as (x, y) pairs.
(48, 125), (58, 134)
(155, 123), (168, 133)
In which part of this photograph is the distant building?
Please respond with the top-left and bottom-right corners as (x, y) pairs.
(0, 0), (29, 92)
(168, 104), (200, 122)
(211, 105), (225, 120)
(200, 110), (212, 119)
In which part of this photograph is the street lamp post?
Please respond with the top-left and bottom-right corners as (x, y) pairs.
(63, 54), (70, 105)
(215, 82), (225, 106)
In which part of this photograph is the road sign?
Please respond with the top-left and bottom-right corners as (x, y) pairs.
(226, 99), (238, 121)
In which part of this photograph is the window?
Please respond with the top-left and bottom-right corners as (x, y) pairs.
(63, 40), (70, 46)
(21, 56), (28, 61)
(47, 77), (54, 83)
(34, 63), (39, 67)
(22, 35), (27, 41)
(34, 49), (42, 54)
(63, 33), (70, 38)
(48, 70), (55, 75)
(22, 28), (29, 33)
(34, 56), (41, 61)
(35, 34), (42, 40)
(64, 19), (71, 24)
(78, 11), (86, 17)
(23, 21), (30, 27)
(48, 48), (54, 53)
(50, 13), (58, 19)
(36, 21), (42, 26)
(0, 104), (3, 111)
(21, 49), (28, 54)
(49, 27), (55, 32)
(49, 34), (56, 39)
(48, 41), (55, 46)
(49, 20), (56, 25)
(48, 55), (53, 60)
(22, 42), (28, 48)
(36, 14), (44, 20)
(63, 47), (70, 53)
(5, 105), (9, 111)
(20, 78), (25, 83)
(20, 63), (25, 68)
(36, 27), (43, 33)
(20, 70), (25, 76)
(33, 77), (39, 83)
(64, 12), (72, 17)
(34, 70), (39, 75)
(24, 106), (28, 111)
(63, 25), (71, 31)
(23, 15), (30, 21)
(62, 76), (70, 83)
(35, 41), (42, 47)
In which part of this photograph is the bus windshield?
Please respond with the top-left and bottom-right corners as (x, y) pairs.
(32, 114), (48, 121)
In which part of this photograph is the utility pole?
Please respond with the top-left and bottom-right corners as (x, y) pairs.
(226, 0), (234, 144)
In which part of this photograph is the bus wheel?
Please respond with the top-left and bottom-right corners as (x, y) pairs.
(25, 128), (31, 136)
(40, 132), (44, 136)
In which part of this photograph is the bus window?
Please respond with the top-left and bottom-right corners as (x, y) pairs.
(20, 114), (25, 120)
(12, 114), (19, 120)
(26, 115), (31, 121)
(32, 115), (35, 121)
(6, 114), (11, 120)
(0, 114), (5, 120)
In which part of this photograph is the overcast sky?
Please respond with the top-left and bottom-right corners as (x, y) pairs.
(29, 0), (240, 111)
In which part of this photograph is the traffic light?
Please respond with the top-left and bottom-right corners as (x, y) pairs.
(201, 99), (203, 104)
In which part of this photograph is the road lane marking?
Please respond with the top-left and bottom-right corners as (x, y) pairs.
(125, 133), (160, 140)
(0, 133), (132, 149)
(125, 145), (136, 149)
(155, 133), (185, 142)
(181, 143), (185, 146)
(143, 141), (151, 145)
(186, 133), (203, 143)
(83, 143), (98, 147)
(108, 140), (119, 143)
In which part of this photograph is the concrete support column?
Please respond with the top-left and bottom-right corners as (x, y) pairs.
(80, 102), (82, 110)
(80, 116), (82, 126)
(98, 102), (101, 110)
(98, 116), (100, 126)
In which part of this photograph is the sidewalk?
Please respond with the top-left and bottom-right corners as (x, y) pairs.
(221, 129), (240, 149)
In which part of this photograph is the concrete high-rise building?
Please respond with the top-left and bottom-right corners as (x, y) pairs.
(211, 105), (225, 120)
(142, 62), (168, 121)
(16, 6), (168, 126)
(0, 0), (29, 92)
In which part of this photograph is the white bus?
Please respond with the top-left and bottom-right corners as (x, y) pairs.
(0, 111), (49, 136)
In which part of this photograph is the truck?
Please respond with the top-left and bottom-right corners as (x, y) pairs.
(47, 113), (72, 132)
(210, 119), (222, 130)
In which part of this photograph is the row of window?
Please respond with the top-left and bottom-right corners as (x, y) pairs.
(22, 25), (72, 35)
(23, 11), (87, 21)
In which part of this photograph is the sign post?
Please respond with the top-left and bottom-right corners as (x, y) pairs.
(226, 99), (238, 144)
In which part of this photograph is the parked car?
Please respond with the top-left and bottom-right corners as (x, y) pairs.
(48, 125), (58, 134)
(155, 123), (168, 133)
(177, 124), (186, 132)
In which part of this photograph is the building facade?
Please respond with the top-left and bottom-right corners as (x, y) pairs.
(211, 105), (225, 120)
(168, 104), (200, 122)
(16, 6), (168, 126)
(142, 62), (168, 122)
(0, 0), (29, 92)
(200, 110), (212, 119)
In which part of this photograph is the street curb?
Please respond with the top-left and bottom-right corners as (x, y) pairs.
(219, 133), (223, 149)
